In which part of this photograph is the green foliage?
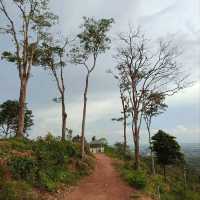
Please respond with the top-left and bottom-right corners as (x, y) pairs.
(104, 144), (132, 160)
(0, 100), (34, 137)
(152, 130), (184, 169)
(0, 135), (93, 197)
(0, 181), (36, 200)
(143, 92), (167, 118)
(161, 185), (200, 200)
(140, 156), (200, 200)
(9, 157), (37, 183)
(37, 170), (57, 192)
(33, 134), (80, 168)
(121, 168), (147, 189)
(0, 0), (58, 66)
(70, 17), (114, 66)
(1, 51), (18, 63)
(78, 17), (114, 53)
(106, 141), (199, 199)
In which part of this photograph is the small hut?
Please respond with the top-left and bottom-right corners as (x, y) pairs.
(89, 137), (104, 153)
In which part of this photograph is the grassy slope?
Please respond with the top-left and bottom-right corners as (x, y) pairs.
(0, 135), (95, 200)
(105, 145), (200, 200)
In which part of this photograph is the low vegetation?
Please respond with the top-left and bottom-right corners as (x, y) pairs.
(105, 142), (200, 200)
(0, 134), (95, 200)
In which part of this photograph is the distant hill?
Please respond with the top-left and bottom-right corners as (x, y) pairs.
(182, 143), (200, 173)
(140, 143), (200, 173)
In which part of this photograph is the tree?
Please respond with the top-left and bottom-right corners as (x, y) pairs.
(143, 92), (167, 175)
(39, 39), (68, 141)
(151, 130), (184, 180)
(70, 17), (114, 159)
(0, 0), (57, 137)
(0, 100), (33, 137)
(108, 69), (130, 153)
(115, 28), (188, 169)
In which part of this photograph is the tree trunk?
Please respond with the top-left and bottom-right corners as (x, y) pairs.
(133, 116), (140, 170)
(16, 77), (27, 138)
(163, 165), (166, 181)
(134, 131), (140, 170)
(146, 121), (156, 175)
(81, 74), (89, 159)
(150, 144), (156, 175)
(121, 96), (127, 153)
(123, 114), (127, 153)
(61, 93), (67, 141)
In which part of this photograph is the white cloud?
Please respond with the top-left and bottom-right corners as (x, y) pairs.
(31, 93), (121, 138)
(166, 81), (200, 106)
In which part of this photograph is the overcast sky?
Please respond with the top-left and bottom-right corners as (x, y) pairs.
(0, 0), (200, 144)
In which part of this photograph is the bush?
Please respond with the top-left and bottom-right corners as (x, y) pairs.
(9, 157), (37, 183)
(0, 181), (36, 200)
(33, 136), (80, 168)
(34, 138), (66, 166)
(37, 171), (57, 192)
(122, 169), (147, 189)
(55, 170), (77, 184)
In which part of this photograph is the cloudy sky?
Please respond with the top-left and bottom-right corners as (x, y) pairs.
(0, 0), (200, 144)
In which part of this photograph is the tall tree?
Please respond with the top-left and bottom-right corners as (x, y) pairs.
(39, 39), (68, 140)
(0, 100), (33, 137)
(115, 28), (188, 169)
(70, 17), (113, 158)
(152, 130), (184, 180)
(0, 0), (57, 137)
(143, 92), (167, 175)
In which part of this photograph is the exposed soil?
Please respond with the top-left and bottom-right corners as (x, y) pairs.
(66, 154), (135, 200)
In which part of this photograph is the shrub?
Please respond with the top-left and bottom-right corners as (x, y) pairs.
(9, 138), (33, 151)
(122, 169), (147, 189)
(37, 171), (57, 192)
(0, 181), (36, 200)
(55, 170), (77, 185)
(33, 137), (80, 168)
(0, 135), (94, 195)
(9, 157), (37, 183)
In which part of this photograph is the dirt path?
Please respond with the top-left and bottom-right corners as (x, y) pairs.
(66, 154), (135, 200)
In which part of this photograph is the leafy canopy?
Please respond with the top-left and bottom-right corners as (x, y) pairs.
(78, 17), (114, 53)
(0, 100), (34, 137)
(70, 17), (114, 67)
(0, 0), (58, 66)
(152, 130), (184, 167)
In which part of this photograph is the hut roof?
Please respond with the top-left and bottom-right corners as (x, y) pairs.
(90, 139), (104, 147)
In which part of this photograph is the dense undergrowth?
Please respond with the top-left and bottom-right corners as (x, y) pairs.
(105, 145), (200, 200)
(0, 134), (95, 200)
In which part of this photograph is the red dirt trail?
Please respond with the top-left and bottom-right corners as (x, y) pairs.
(66, 154), (135, 200)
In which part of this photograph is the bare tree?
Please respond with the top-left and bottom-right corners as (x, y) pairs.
(0, 0), (57, 137)
(70, 17), (113, 158)
(115, 28), (189, 169)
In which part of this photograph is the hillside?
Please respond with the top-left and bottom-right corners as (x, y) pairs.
(0, 135), (95, 200)
(105, 144), (200, 200)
